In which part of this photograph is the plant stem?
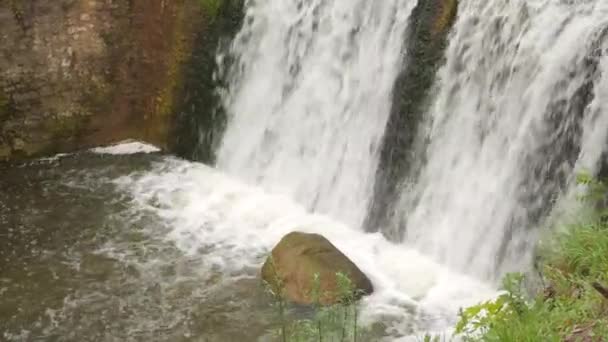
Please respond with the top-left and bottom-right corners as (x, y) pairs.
(279, 297), (286, 342)
(353, 303), (358, 342)
(341, 304), (347, 342)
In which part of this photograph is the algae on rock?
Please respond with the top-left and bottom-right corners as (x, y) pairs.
(367, 0), (459, 235)
(171, 0), (245, 163)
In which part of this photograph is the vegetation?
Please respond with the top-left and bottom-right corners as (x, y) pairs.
(265, 271), (369, 342)
(455, 174), (608, 341)
(0, 89), (10, 118)
(199, 0), (222, 19)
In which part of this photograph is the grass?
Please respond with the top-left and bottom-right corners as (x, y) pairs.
(455, 174), (608, 341)
(265, 271), (368, 342)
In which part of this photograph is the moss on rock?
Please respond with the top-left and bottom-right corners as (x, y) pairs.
(170, 0), (245, 163)
(367, 0), (459, 233)
(199, 0), (222, 20)
(0, 90), (9, 119)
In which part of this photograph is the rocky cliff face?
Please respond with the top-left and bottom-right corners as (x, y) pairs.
(0, 0), (227, 160)
(366, 0), (458, 233)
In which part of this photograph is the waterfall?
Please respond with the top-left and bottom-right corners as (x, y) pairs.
(214, 0), (607, 282)
(216, 0), (415, 228)
(96, 0), (608, 335)
(394, 0), (608, 280)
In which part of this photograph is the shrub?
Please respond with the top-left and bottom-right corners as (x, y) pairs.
(455, 174), (608, 341)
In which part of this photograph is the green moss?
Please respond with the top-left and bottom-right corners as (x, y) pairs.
(9, 0), (26, 30)
(82, 77), (112, 116)
(147, 2), (195, 147)
(0, 90), (9, 119)
(367, 0), (459, 231)
(0, 145), (11, 159)
(170, 0), (245, 162)
(199, 0), (222, 20)
(44, 114), (87, 139)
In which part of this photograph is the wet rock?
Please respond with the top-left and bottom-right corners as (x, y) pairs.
(367, 0), (459, 234)
(261, 231), (373, 305)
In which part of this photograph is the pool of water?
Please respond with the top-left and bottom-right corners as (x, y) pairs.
(0, 152), (277, 341)
(0, 146), (496, 341)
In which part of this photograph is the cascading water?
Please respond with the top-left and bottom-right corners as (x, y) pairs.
(216, 0), (415, 228)
(392, 0), (608, 281)
(216, 0), (608, 284)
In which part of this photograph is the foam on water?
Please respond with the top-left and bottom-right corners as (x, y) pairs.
(90, 141), (161, 155)
(113, 156), (497, 337)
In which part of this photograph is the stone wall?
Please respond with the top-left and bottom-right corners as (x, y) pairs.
(0, 0), (213, 160)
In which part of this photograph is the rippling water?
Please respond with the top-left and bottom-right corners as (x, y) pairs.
(0, 146), (496, 341)
(0, 152), (273, 341)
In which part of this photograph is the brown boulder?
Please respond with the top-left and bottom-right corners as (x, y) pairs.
(261, 232), (374, 305)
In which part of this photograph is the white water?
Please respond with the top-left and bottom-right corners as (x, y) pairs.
(217, 0), (415, 228)
(398, 0), (608, 280)
(90, 140), (161, 155)
(580, 55), (608, 171)
(114, 157), (496, 338)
